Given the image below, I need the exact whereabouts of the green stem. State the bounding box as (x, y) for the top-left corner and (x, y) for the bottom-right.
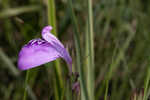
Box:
(87, 0), (95, 99)
(47, 0), (57, 35)
(47, 0), (63, 100)
(23, 70), (30, 100)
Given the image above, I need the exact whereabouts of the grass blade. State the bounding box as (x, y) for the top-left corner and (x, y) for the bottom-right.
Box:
(143, 65), (150, 100)
(104, 24), (136, 100)
(68, 0), (88, 100)
(0, 5), (41, 18)
(0, 48), (19, 76)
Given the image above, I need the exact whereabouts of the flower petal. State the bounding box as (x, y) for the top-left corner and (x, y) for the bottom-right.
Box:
(18, 38), (60, 70)
(18, 26), (72, 73)
(42, 26), (65, 48)
(42, 26), (72, 72)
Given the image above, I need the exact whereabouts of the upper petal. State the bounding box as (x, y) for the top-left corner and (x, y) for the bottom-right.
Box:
(18, 38), (60, 70)
(42, 26), (64, 47)
(41, 26), (72, 72)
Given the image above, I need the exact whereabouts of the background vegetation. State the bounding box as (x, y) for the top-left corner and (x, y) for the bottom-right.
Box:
(0, 0), (150, 100)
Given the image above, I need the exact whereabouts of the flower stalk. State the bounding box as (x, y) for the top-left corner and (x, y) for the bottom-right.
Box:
(86, 0), (95, 99)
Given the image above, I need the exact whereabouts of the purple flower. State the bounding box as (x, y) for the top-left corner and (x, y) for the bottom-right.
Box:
(18, 26), (72, 73)
(72, 82), (80, 94)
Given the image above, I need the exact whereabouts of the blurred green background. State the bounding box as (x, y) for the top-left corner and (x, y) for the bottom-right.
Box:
(1, 0), (150, 100)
